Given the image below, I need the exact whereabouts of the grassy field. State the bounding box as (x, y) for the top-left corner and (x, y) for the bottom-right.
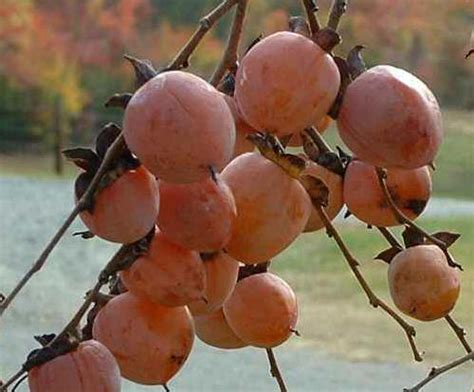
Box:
(273, 215), (474, 365)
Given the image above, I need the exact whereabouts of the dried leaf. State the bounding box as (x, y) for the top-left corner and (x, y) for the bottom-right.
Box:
(402, 226), (425, 248)
(62, 148), (101, 173)
(300, 175), (329, 207)
(301, 132), (320, 162)
(346, 45), (367, 79)
(316, 151), (345, 176)
(431, 232), (461, 248)
(124, 55), (157, 89)
(104, 93), (133, 109)
(343, 209), (352, 219)
(375, 246), (402, 264)
(95, 123), (122, 159)
(328, 56), (352, 119)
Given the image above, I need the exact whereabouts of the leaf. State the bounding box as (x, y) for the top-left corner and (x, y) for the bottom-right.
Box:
(73, 230), (95, 239)
(95, 123), (122, 159)
(301, 132), (320, 162)
(431, 232), (461, 248)
(375, 246), (402, 264)
(402, 226), (425, 248)
(316, 151), (345, 176)
(124, 55), (157, 89)
(62, 148), (100, 172)
(300, 175), (329, 207)
(104, 93), (133, 109)
(328, 56), (352, 119)
(346, 45), (367, 79)
(219, 72), (235, 96)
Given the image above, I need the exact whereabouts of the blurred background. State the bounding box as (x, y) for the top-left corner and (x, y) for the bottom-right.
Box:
(0, 1), (473, 391)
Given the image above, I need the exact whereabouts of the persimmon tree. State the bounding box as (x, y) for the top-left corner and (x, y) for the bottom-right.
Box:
(0, 1), (473, 391)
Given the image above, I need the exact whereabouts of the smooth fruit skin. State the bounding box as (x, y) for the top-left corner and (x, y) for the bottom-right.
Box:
(223, 94), (255, 158)
(79, 166), (159, 244)
(302, 161), (344, 232)
(221, 152), (312, 264)
(188, 252), (240, 316)
(92, 292), (194, 385)
(344, 160), (431, 227)
(123, 70), (235, 183)
(235, 31), (340, 137)
(28, 340), (121, 392)
(194, 307), (247, 349)
(223, 273), (298, 348)
(121, 229), (206, 307)
(388, 245), (460, 321)
(337, 65), (443, 169)
(157, 175), (237, 252)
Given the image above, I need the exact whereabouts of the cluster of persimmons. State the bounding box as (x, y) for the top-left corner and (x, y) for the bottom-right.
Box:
(24, 15), (462, 392)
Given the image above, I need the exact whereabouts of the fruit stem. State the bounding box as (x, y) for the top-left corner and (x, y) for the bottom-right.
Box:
(327, 0), (348, 31)
(209, 0), (248, 87)
(301, 0), (320, 34)
(314, 205), (423, 362)
(167, 0), (239, 71)
(304, 127), (332, 154)
(444, 315), (473, 356)
(375, 167), (463, 270)
(265, 348), (288, 392)
(377, 227), (403, 250)
(403, 351), (474, 392)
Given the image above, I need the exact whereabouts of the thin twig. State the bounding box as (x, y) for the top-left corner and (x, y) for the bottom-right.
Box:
(304, 127), (332, 154)
(327, 0), (348, 31)
(209, 0), (248, 86)
(301, 0), (320, 34)
(167, 0), (238, 70)
(265, 349), (288, 392)
(445, 315), (473, 356)
(0, 245), (131, 392)
(315, 205), (423, 362)
(377, 227), (403, 250)
(375, 167), (462, 270)
(0, 136), (126, 319)
(404, 351), (474, 392)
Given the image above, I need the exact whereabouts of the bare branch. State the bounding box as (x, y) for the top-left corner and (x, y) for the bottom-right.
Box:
(327, 0), (348, 31)
(209, 0), (248, 86)
(375, 167), (462, 270)
(167, 0), (239, 71)
(304, 127), (332, 154)
(445, 315), (473, 356)
(301, 0), (320, 34)
(404, 351), (474, 392)
(377, 227), (403, 250)
(265, 349), (288, 392)
(314, 205), (423, 362)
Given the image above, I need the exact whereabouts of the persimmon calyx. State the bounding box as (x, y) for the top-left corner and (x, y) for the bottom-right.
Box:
(312, 27), (341, 52)
(124, 54), (157, 89)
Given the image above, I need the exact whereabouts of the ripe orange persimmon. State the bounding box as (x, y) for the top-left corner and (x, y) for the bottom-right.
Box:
(344, 160), (431, 227)
(221, 152), (312, 264)
(188, 252), (240, 316)
(121, 229), (206, 307)
(337, 65), (443, 169)
(28, 340), (121, 392)
(235, 31), (340, 137)
(302, 161), (343, 232)
(123, 70), (235, 183)
(388, 245), (460, 321)
(194, 307), (248, 349)
(78, 166), (159, 244)
(157, 175), (237, 252)
(92, 292), (194, 385)
(223, 94), (255, 158)
(224, 272), (298, 348)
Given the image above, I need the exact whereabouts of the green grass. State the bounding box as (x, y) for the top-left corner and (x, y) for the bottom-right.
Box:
(272, 216), (474, 364)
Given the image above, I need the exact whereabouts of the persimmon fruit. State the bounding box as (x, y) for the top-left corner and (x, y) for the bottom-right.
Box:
(188, 252), (240, 316)
(92, 292), (194, 385)
(157, 175), (237, 252)
(194, 307), (248, 349)
(221, 152), (312, 264)
(28, 340), (121, 392)
(223, 272), (298, 348)
(344, 160), (431, 227)
(388, 245), (460, 321)
(123, 70), (236, 183)
(78, 165), (159, 244)
(235, 31), (340, 137)
(120, 229), (206, 307)
(337, 65), (443, 169)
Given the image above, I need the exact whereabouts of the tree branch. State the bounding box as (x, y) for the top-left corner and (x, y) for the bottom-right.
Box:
(301, 0), (320, 35)
(403, 351), (474, 392)
(0, 135), (127, 319)
(209, 0), (248, 87)
(167, 0), (239, 71)
(327, 0), (348, 31)
(314, 205), (423, 362)
(265, 348), (288, 392)
(304, 127), (332, 154)
(375, 167), (462, 270)
(444, 315), (473, 356)
(377, 227), (403, 250)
